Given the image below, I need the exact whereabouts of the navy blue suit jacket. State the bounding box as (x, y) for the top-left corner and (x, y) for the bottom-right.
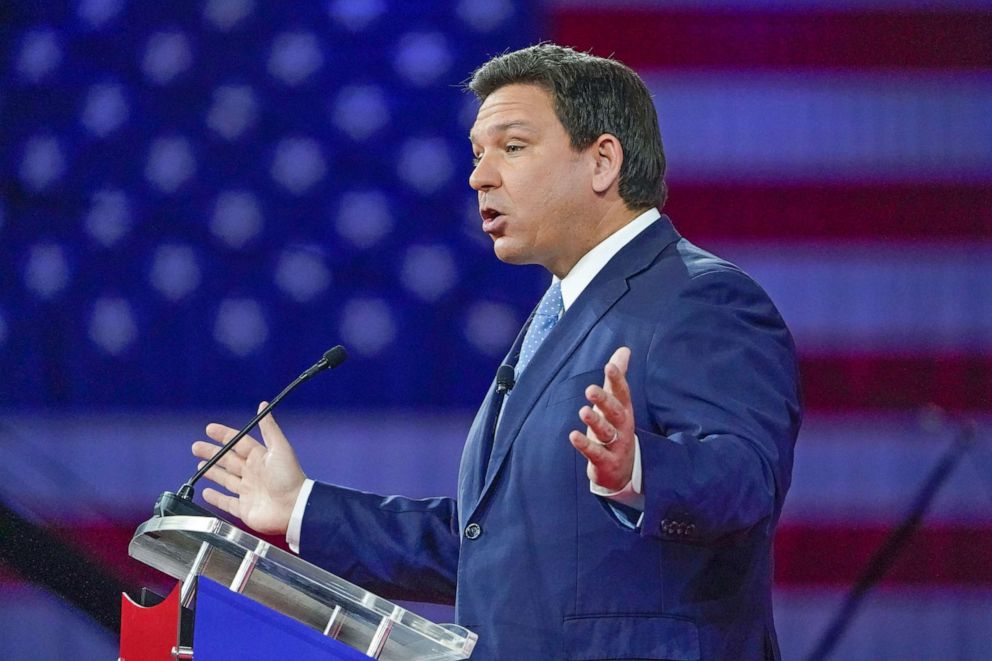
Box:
(300, 216), (801, 660)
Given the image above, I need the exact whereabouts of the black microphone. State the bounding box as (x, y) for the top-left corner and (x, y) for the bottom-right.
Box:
(154, 345), (348, 518)
(495, 364), (515, 395)
(490, 364), (515, 442)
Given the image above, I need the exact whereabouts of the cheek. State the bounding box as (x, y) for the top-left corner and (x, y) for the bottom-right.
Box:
(539, 170), (583, 216)
(514, 167), (562, 207)
(505, 160), (582, 227)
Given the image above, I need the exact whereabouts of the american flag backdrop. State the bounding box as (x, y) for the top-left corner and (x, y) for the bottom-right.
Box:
(1, 1), (990, 659)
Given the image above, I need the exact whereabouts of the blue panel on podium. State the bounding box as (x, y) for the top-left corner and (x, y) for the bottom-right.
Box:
(194, 577), (372, 660)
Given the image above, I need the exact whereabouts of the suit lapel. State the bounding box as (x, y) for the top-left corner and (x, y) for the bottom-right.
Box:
(468, 217), (682, 521)
(458, 307), (535, 517)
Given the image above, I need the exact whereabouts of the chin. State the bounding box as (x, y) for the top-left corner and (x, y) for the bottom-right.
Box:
(492, 239), (528, 266)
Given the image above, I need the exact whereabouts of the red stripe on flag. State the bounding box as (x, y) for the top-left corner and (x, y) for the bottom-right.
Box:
(0, 521), (164, 592)
(800, 355), (992, 413)
(666, 183), (992, 242)
(775, 524), (992, 587)
(552, 9), (992, 70)
(0, 522), (298, 591)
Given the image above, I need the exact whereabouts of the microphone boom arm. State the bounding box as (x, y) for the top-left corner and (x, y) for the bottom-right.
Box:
(155, 346), (347, 517)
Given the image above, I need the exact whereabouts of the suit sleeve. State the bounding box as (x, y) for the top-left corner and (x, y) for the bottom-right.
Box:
(298, 482), (461, 604)
(633, 268), (802, 544)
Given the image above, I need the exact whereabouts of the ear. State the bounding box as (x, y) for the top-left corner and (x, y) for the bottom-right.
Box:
(590, 133), (623, 195)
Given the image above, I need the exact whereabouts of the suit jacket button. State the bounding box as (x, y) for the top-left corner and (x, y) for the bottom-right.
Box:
(465, 523), (482, 540)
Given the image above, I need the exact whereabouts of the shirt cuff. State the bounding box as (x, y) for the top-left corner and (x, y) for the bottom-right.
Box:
(286, 478), (315, 554)
(589, 434), (645, 511)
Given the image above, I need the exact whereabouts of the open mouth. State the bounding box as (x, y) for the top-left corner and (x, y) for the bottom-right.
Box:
(480, 208), (503, 222)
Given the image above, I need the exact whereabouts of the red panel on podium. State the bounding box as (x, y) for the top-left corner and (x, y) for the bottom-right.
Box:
(119, 582), (180, 661)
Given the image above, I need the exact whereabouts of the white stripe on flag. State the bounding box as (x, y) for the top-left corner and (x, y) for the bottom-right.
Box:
(784, 414), (992, 525)
(712, 242), (992, 353)
(3, 412), (990, 525)
(644, 73), (992, 182)
(775, 588), (992, 660)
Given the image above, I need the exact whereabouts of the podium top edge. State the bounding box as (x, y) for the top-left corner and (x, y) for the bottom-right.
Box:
(132, 513), (228, 539)
(128, 513), (478, 657)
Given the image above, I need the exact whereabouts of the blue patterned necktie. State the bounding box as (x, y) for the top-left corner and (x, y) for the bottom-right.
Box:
(515, 280), (563, 379)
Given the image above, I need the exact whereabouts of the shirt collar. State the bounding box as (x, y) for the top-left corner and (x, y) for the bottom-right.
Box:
(554, 208), (661, 311)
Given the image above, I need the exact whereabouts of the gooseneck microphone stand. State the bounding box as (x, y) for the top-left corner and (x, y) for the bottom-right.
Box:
(805, 415), (978, 661)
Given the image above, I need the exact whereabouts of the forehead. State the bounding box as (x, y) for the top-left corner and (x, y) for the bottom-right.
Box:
(469, 84), (558, 142)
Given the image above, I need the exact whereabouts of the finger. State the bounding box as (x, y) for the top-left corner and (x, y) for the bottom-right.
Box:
(569, 429), (610, 464)
(604, 363), (631, 407)
(205, 423), (237, 443)
(584, 385), (627, 428)
(579, 405), (620, 446)
(608, 346), (631, 374)
(256, 401), (290, 451)
(191, 439), (221, 461)
(205, 423), (261, 457)
(604, 347), (632, 403)
(191, 440), (247, 476)
(202, 487), (241, 518)
(197, 460), (242, 494)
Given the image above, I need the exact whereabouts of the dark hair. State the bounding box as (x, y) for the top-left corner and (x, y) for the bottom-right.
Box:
(467, 43), (667, 210)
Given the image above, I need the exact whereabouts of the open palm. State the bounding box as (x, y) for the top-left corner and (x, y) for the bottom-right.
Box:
(191, 403), (306, 536)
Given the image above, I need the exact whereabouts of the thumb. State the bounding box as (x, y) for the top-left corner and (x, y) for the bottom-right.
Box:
(256, 401), (289, 450)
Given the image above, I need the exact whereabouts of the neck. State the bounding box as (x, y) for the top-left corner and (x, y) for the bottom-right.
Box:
(548, 203), (652, 278)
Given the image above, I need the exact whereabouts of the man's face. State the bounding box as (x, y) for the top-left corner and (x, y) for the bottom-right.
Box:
(469, 84), (593, 277)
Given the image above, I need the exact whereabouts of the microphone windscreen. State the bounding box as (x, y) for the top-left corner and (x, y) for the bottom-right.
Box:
(323, 345), (348, 369)
(496, 364), (515, 389)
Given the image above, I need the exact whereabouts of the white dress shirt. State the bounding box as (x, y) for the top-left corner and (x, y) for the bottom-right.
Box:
(287, 208), (659, 552)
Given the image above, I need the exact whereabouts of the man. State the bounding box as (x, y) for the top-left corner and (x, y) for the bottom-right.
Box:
(193, 44), (801, 660)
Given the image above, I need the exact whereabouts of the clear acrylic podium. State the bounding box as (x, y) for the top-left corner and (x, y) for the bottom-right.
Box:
(125, 514), (477, 660)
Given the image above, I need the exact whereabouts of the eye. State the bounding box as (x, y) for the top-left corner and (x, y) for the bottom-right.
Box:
(505, 143), (524, 154)
(472, 154), (482, 167)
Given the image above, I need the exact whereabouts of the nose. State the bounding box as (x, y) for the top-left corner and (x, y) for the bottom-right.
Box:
(469, 153), (499, 192)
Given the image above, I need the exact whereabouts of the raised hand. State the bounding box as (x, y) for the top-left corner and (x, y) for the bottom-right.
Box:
(191, 402), (306, 535)
(569, 347), (637, 492)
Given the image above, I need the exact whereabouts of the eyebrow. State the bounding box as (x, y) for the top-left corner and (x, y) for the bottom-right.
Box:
(468, 121), (538, 143)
